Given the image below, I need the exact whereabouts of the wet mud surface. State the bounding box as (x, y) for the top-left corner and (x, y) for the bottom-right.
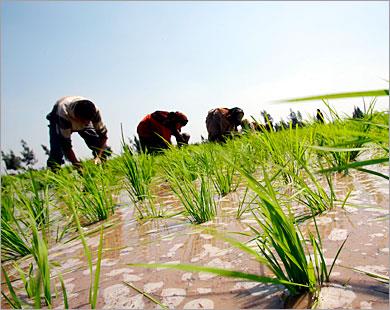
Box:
(2, 167), (389, 309)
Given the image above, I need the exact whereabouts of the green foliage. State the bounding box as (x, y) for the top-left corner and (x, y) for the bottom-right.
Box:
(166, 167), (217, 224)
(119, 144), (154, 203)
(51, 162), (116, 226)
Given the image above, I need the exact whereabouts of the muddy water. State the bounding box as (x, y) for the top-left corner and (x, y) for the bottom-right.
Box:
(2, 167), (388, 309)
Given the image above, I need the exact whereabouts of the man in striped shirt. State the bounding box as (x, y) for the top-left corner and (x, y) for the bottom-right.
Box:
(46, 96), (110, 171)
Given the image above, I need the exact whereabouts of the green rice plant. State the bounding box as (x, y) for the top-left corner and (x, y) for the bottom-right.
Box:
(236, 187), (257, 219)
(66, 193), (105, 309)
(119, 143), (154, 203)
(1, 216), (31, 260)
(1, 187), (15, 222)
(133, 163), (346, 300)
(13, 262), (36, 299)
(255, 122), (313, 184)
(165, 166), (216, 224)
(78, 162), (115, 223)
(1, 186), (32, 260)
(240, 165), (343, 294)
(29, 211), (52, 308)
(1, 265), (24, 308)
(318, 157), (389, 179)
(158, 146), (199, 182)
(132, 196), (165, 220)
(57, 272), (69, 309)
(278, 159), (337, 222)
(50, 162), (115, 226)
(277, 89), (388, 175)
(315, 111), (388, 177)
(276, 89), (388, 103)
(193, 146), (239, 197)
(12, 170), (51, 231)
(91, 226), (104, 309)
(3, 212), (54, 308)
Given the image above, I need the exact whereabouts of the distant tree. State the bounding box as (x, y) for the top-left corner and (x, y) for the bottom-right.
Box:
(41, 144), (50, 156)
(352, 106), (364, 119)
(20, 140), (38, 168)
(1, 150), (22, 171)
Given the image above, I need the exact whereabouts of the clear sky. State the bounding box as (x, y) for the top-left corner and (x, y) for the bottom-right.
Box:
(1, 1), (389, 168)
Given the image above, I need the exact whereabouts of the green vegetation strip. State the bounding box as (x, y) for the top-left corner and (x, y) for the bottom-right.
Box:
(275, 89), (389, 103)
(318, 157), (388, 176)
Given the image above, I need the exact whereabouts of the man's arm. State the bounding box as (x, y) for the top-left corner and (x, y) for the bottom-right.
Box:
(92, 109), (108, 161)
(63, 147), (81, 168)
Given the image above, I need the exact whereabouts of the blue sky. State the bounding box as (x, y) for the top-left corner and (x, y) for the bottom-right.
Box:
(1, 1), (389, 168)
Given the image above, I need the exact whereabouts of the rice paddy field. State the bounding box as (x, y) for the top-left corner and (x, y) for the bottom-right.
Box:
(1, 102), (389, 309)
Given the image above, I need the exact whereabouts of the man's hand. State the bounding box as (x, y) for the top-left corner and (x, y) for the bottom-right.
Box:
(92, 157), (102, 165)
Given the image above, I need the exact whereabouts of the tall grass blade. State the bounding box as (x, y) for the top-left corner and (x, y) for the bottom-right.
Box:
(91, 226), (104, 309)
(123, 281), (168, 310)
(275, 89), (389, 103)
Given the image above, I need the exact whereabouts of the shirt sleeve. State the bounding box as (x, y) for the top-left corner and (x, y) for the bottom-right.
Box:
(92, 109), (108, 138)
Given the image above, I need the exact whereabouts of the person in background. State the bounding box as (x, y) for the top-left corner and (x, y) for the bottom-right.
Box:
(46, 96), (111, 172)
(206, 107), (244, 142)
(316, 108), (325, 123)
(137, 110), (190, 154)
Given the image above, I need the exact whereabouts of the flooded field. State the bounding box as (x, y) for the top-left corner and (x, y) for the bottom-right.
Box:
(2, 166), (388, 309)
(2, 111), (389, 309)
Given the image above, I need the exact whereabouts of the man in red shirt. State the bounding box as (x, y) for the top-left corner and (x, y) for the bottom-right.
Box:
(137, 111), (189, 153)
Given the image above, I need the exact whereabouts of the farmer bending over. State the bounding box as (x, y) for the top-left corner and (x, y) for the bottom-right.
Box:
(46, 96), (111, 172)
(206, 107), (244, 142)
(137, 111), (190, 154)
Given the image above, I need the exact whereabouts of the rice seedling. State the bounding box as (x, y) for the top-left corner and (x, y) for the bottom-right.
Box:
(1, 187), (32, 260)
(280, 159), (337, 222)
(278, 90), (388, 175)
(119, 143), (155, 204)
(254, 123), (313, 184)
(236, 187), (257, 219)
(50, 162), (115, 226)
(1, 216), (31, 260)
(12, 170), (51, 231)
(65, 192), (105, 309)
(195, 146), (240, 197)
(239, 165), (346, 294)
(132, 196), (166, 220)
(165, 165), (217, 224)
(2, 211), (54, 308)
(1, 265), (24, 309)
(132, 163), (347, 301)
(78, 162), (115, 223)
